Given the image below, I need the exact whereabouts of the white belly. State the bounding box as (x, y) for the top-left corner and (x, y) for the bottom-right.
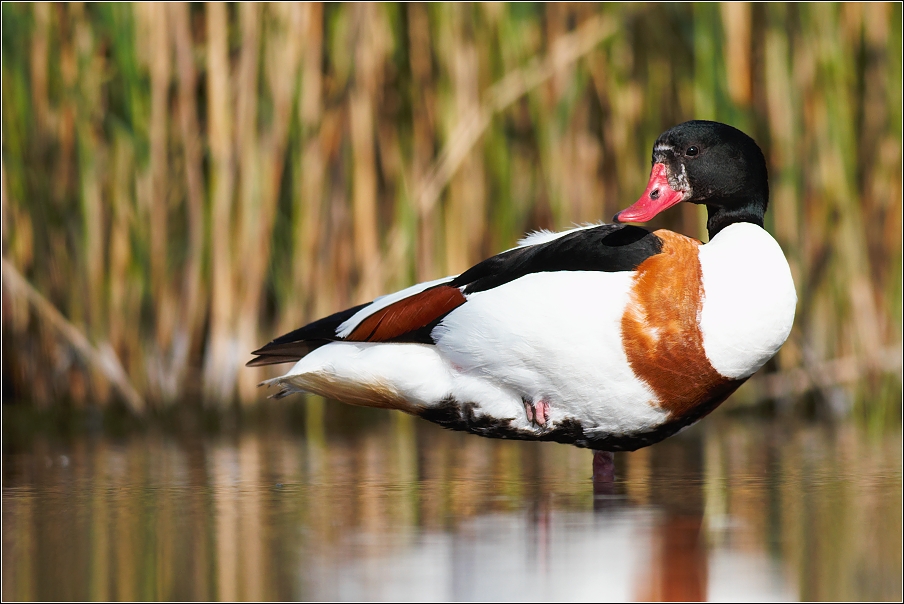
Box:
(698, 223), (797, 379)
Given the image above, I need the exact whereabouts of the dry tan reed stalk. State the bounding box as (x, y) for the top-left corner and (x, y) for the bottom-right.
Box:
(349, 3), (387, 302)
(287, 3), (326, 329)
(447, 4), (486, 274)
(29, 3), (51, 135)
(147, 3), (173, 356)
(720, 2), (752, 107)
(763, 15), (802, 372)
(232, 4), (263, 402)
(170, 2), (206, 396)
(203, 2), (238, 402)
(408, 2), (438, 282)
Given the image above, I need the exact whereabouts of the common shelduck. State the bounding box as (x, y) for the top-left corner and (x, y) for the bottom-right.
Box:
(248, 121), (796, 463)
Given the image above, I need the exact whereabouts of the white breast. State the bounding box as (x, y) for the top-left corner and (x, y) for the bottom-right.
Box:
(698, 223), (797, 379)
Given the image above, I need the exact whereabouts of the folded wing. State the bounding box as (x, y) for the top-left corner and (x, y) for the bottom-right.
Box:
(247, 224), (662, 367)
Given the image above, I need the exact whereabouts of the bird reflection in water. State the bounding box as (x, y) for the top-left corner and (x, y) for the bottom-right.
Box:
(589, 442), (709, 601)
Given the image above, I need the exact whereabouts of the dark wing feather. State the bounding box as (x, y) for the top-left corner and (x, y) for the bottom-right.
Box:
(246, 340), (333, 367)
(246, 302), (369, 367)
(247, 224), (662, 367)
(452, 224), (662, 294)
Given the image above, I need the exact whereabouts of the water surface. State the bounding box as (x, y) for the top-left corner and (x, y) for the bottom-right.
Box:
(3, 402), (901, 601)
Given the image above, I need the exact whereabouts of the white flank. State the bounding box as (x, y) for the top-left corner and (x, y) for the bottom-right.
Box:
(336, 276), (455, 338)
(270, 268), (666, 436)
(698, 222), (797, 379)
(433, 271), (665, 435)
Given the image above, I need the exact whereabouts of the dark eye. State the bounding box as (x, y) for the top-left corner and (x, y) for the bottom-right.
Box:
(686, 146), (699, 157)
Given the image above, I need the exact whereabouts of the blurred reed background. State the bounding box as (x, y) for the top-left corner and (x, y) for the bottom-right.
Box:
(1, 3), (901, 417)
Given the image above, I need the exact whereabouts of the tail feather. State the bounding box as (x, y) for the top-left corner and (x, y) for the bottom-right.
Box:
(259, 376), (303, 400)
(246, 340), (330, 367)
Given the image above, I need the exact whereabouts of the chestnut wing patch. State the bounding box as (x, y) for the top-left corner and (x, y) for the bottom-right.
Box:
(247, 287), (466, 367)
(347, 285), (467, 342)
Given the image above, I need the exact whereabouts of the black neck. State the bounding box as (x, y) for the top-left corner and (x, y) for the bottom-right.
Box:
(705, 196), (766, 239)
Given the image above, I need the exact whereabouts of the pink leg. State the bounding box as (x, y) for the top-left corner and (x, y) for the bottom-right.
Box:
(523, 399), (536, 424)
(534, 399), (549, 426)
(592, 450), (616, 483)
(523, 398), (550, 427)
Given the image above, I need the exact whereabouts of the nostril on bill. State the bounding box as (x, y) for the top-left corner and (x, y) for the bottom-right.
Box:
(650, 189), (660, 200)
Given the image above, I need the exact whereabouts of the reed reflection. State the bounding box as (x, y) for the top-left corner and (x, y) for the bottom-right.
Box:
(1, 402), (901, 601)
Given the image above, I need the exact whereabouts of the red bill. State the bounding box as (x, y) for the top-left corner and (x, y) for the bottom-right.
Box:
(614, 163), (687, 223)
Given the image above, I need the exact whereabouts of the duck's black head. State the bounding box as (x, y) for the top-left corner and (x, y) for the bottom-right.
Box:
(614, 120), (769, 238)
